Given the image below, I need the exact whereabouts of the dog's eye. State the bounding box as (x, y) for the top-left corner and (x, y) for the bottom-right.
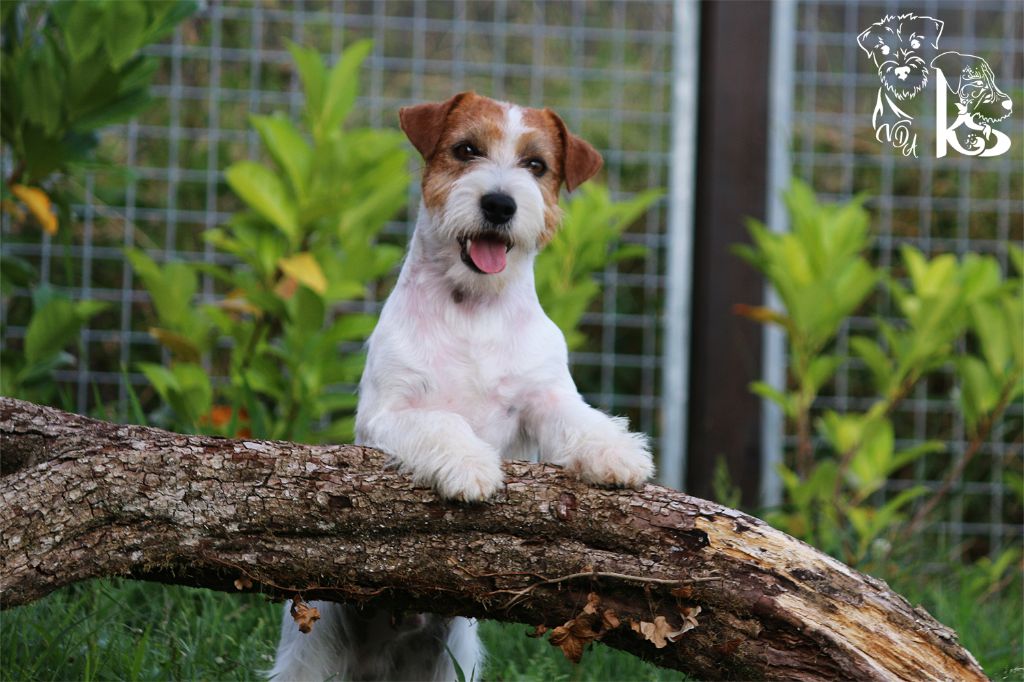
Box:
(452, 142), (482, 162)
(523, 158), (547, 177)
(880, 45), (890, 56)
(910, 39), (921, 49)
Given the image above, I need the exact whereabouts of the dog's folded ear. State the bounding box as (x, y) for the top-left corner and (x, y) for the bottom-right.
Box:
(920, 16), (944, 48)
(856, 23), (885, 62)
(399, 92), (471, 159)
(546, 110), (603, 192)
(932, 51), (967, 93)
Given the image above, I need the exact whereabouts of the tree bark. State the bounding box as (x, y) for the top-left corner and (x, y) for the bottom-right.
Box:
(0, 397), (985, 681)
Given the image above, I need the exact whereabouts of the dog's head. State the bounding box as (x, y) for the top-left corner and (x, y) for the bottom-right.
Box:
(399, 92), (601, 288)
(932, 51), (1013, 124)
(858, 13), (943, 101)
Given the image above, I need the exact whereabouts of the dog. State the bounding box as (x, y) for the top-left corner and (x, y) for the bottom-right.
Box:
(270, 92), (655, 681)
(857, 13), (944, 156)
(932, 51), (1013, 157)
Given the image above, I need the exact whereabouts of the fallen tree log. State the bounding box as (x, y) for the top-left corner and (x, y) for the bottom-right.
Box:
(0, 397), (985, 681)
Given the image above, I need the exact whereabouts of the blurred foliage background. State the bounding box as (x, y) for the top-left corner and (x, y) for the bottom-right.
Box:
(1, 1), (1021, 680)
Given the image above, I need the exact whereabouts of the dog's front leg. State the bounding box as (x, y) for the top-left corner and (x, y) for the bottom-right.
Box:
(360, 409), (505, 501)
(529, 387), (655, 488)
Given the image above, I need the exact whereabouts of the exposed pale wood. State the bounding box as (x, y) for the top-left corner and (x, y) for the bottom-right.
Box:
(0, 397), (985, 681)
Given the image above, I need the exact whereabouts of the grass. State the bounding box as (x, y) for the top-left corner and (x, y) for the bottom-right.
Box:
(1, 567), (1019, 681)
(0, 580), (678, 682)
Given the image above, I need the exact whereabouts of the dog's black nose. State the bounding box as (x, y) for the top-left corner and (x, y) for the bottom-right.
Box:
(480, 192), (517, 225)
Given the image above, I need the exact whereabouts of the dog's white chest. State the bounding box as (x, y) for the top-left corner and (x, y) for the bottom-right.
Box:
(359, 270), (566, 459)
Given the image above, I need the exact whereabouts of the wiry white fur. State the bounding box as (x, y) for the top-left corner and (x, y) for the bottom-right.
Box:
(271, 98), (653, 682)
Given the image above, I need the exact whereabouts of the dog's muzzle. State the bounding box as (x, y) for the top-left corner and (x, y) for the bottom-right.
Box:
(456, 192), (517, 274)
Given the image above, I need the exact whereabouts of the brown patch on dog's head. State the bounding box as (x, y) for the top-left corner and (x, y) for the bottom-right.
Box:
(399, 92), (603, 244)
(401, 92), (507, 212)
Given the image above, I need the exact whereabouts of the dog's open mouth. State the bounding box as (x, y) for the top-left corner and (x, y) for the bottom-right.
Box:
(458, 232), (513, 274)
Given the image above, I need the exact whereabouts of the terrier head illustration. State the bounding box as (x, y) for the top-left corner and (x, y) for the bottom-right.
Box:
(932, 51), (1013, 124)
(858, 13), (944, 101)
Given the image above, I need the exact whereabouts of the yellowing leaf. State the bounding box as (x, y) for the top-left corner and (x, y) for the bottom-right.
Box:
(1, 199), (26, 221)
(279, 252), (327, 295)
(149, 327), (201, 363)
(11, 184), (57, 235)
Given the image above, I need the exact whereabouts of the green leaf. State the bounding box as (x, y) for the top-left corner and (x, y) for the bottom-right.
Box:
(70, 87), (152, 133)
(805, 354), (843, 394)
(288, 286), (325, 334)
(24, 295), (107, 364)
(61, 2), (107, 61)
(250, 113), (312, 199)
(847, 418), (895, 499)
(126, 249), (198, 331)
(890, 441), (945, 475)
(850, 336), (893, 394)
(136, 362), (180, 405)
(326, 313), (377, 343)
(1009, 245), (1024, 277)
(172, 363), (213, 423)
(286, 41), (326, 131)
(318, 39), (373, 139)
(103, 2), (147, 69)
(970, 299), (1011, 375)
(224, 161), (299, 241)
(316, 391), (358, 413)
(1004, 471), (1024, 505)
(0, 254), (37, 296)
(749, 381), (793, 418)
(20, 48), (66, 137)
(956, 355), (1001, 431)
(141, 1), (198, 45)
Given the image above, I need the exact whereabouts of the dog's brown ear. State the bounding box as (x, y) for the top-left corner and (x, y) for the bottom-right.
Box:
(546, 109), (603, 192)
(399, 92), (471, 159)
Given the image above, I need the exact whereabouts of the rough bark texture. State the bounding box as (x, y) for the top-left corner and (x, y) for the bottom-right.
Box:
(0, 397), (985, 681)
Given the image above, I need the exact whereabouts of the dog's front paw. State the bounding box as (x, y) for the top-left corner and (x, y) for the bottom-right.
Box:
(569, 421), (654, 488)
(433, 451), (505, 502)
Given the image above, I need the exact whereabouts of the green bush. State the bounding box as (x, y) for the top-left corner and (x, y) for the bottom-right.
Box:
(536, 184), (660, 349)
(1, 0), (196, 185)
(128, 40), (407, 443)
(736, 180), (1023, 564)
(1, 0), (195, 408)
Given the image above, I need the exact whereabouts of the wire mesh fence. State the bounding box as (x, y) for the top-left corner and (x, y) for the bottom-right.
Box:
(772, 0), (1024, 557)
(2, 0), (1021, 558)
(0, 1), (675, 445)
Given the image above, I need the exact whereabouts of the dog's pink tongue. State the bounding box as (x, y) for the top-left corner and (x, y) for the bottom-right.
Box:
(469, 238), (507, 274)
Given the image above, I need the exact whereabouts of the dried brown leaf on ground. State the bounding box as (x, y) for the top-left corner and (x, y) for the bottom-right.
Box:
(290, 595), (321, 633)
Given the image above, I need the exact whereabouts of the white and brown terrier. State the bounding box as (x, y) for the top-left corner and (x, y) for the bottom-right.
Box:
(271, 92), (654, 681)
